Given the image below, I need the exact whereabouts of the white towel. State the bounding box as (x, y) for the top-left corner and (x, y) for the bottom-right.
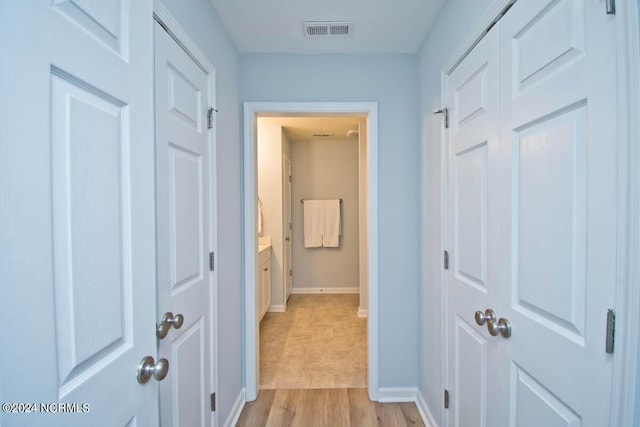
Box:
(303, 200), (324, 248)
(322, 199), (341, 247)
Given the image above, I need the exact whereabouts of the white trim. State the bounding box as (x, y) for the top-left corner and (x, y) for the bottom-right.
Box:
(268, 305), (286, 313)
(152, 3), (220, 427)
(416, 391), (439, 427)
(443, 0), (515, 74)
(243, 102), (379, 403)
(290, 287), (359, 294)
(222, 388), (246, 427)
(377, 387), (417, 403)
(439, 69), (450, 427)
(358, 308), (368, 318)
(610, 1), (640, 426)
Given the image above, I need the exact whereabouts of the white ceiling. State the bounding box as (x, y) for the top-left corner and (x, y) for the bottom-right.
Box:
(260, 116), (365, 141)
(209, 0), (444, 54)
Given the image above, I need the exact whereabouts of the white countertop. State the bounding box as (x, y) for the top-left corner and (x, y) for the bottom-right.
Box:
(258, 244), (271, 254)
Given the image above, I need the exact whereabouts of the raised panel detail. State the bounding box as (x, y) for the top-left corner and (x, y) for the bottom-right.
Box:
(168, 64), (202, 131)
(512, 0), (585, 92)
(169, 145), (203, 293)
(51, 70), (132, 396)
(511, 364), (581, 427)
(455, 142), (488, 292)
(454, 317), (487, 427)
(172, 319), (206, 426)
(512, 105), (587, 343)
(455, 63), (488, 128)
(53, 0), (129, 57)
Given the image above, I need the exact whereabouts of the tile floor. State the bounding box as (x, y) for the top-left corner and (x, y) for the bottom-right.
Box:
(260, 294), (367, 389)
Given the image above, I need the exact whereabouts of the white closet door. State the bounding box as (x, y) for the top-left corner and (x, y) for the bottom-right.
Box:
(1, 1), (157, 426)
(154, 22), (213, 427)
(446, 0), (619, 425)
(497, 0), (617, 425)
(446, 24), (502, 427)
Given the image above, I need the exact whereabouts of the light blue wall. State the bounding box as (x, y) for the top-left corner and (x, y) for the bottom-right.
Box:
(240, 53), (420, 387)
(158, 0), (243, 423)
(417, 0), (501, 423)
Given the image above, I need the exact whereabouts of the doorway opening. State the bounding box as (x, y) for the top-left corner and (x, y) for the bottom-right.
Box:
(243, 102), (379, 401)
(256, 115), (367, 390)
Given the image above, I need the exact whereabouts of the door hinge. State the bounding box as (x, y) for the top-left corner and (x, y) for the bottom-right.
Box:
(433, 108), (449, 128)
(444, 250), (449, 270)
(606, 309), (616, 353)
(209, 252), (215, 271)
(606, 0), (615, 14)
(444, 389), (449, 409)
(289, 269), (292, 277)
(207, 108), (215, 129)
(289, 175), (292, 182)
(210, 392), (216, 411)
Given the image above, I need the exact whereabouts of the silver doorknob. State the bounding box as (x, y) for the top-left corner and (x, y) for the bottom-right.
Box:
(137, 356), (169, 383)
(487, 317), (511, 338)
(474, 309), (496, 326)
(156, 312), (184, 339)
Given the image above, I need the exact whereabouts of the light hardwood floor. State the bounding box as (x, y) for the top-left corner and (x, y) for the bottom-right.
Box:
(260, 294), (367, 389)
(236, 388), (426, 427)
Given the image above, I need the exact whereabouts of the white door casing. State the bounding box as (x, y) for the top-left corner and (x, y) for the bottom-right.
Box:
(445, 0), (619, 425)
(0, 1), (158, 426)
(283, 155), (293, 302)
(154, 21), (215, 427)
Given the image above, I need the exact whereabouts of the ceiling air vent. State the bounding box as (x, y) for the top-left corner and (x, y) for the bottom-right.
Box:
(303, 21), (355, 38)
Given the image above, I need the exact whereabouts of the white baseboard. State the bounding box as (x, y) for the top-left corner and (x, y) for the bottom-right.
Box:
(268, 305), (285, 312)
(358, 307), (368, 317)
(416, 390), (438, 427)
(291, 287), (359, 294)
(222, 388), (245, 427)
(377, 387), (417, 403)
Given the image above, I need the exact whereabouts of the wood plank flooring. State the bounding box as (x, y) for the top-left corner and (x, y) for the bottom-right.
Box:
(236, 388), (425, 427)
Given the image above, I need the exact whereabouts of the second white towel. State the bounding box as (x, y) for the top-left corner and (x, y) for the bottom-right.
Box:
(322, 199), (341, 247)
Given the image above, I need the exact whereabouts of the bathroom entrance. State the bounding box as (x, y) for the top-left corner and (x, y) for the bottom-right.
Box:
(256, 115), (368, 390)
(242, 102), (380, 402)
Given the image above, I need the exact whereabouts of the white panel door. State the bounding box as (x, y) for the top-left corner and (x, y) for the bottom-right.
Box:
(284, 155), (293, 302)
(446, 0), (618, 425)
(446, 24), (501, 427)
(154, 22), (213, 427)
(0, 1), (157, 426)
(498, 0), (617, 425)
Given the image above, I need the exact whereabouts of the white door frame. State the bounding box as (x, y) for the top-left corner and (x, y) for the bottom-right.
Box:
(153, 2), (219, 426)
(282, 153), (293, 305)
(243, 102), (379, 401)
(438, 1), (640, 425)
